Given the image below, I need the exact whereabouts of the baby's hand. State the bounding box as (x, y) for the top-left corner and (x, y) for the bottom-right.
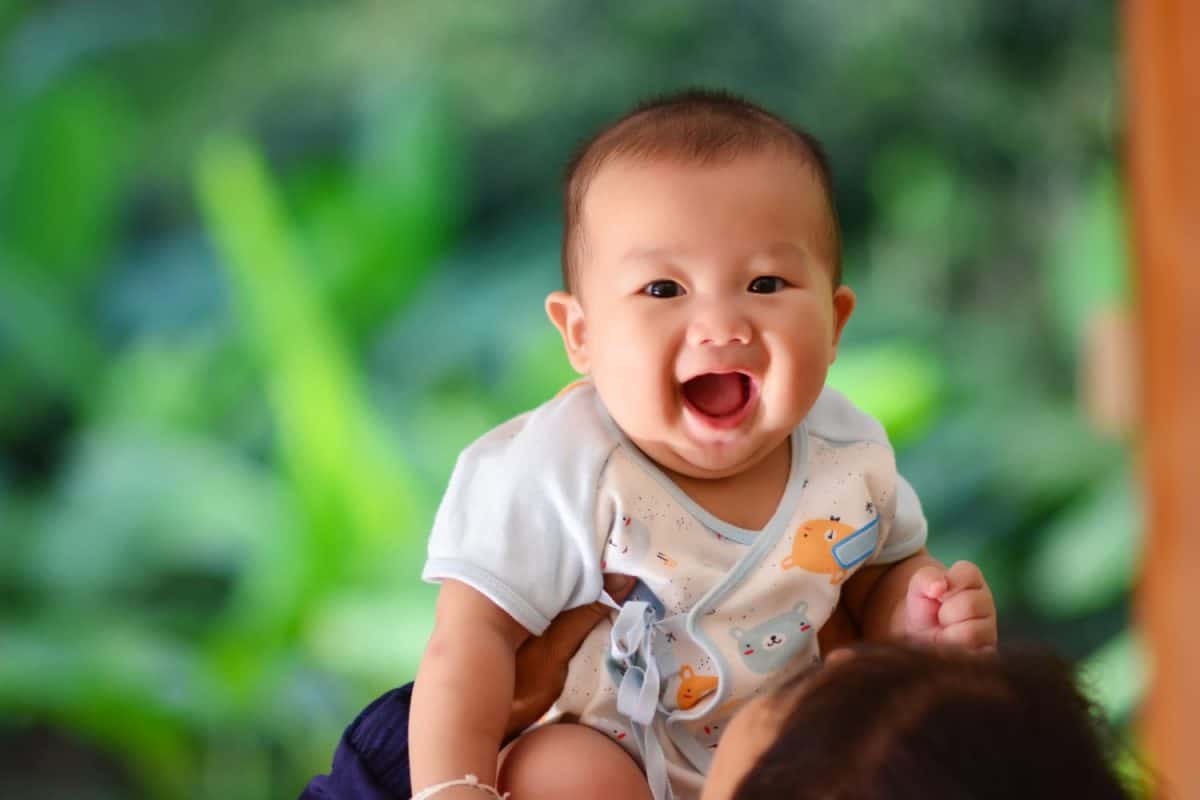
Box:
(904, 561), (996, 651)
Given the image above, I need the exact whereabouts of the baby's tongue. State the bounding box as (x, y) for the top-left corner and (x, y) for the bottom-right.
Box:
(683, 373), (746, 417)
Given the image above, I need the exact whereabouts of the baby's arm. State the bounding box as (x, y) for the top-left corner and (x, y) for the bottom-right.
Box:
(842, 549), (997, 650)
(409, 580), (531, 799)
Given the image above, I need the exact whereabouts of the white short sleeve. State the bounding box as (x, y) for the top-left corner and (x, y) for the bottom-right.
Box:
(874, 474), (928, 563)
(806, 387), (928, 565)
(422, 385), (618, 635)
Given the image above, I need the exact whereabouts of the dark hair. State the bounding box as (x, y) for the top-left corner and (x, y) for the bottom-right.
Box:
(560, 88), (841, 292)
(733, 644), (1140, 800)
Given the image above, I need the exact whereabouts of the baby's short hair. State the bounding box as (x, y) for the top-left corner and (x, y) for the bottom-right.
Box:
(561, 88), (841, 292)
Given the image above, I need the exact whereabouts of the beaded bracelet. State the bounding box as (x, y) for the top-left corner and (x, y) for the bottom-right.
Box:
(411, 774), (511, 800)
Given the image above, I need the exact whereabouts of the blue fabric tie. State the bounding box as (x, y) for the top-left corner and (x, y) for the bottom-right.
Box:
(609, 600), (673, 799)
(610, 600), (662, 725)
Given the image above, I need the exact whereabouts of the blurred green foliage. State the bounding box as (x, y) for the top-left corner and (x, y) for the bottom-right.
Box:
(0, 1), (1135, 797)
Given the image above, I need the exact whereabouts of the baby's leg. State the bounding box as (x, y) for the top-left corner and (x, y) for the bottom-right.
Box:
(498, 723), (652, 800)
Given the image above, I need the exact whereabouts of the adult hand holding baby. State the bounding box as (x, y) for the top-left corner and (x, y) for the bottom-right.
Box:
(506, 573), (636, 737)
(904, 560), (997, 650)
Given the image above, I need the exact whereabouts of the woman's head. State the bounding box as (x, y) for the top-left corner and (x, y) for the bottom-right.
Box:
(703, 644), (1136, 800)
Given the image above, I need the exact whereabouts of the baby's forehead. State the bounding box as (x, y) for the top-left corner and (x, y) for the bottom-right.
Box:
(575, 151), (839, 274)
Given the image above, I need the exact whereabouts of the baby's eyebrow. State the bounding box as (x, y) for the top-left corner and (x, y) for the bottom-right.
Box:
(756, 241), (807, 262)
(622, 242), (806, 262)
(621, 246), (676, 263)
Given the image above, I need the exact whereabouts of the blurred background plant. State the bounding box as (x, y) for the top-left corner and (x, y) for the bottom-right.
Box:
(0, 1), (1137, 798)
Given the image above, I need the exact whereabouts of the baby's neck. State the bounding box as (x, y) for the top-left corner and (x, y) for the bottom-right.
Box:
(662, 439), (792, 532)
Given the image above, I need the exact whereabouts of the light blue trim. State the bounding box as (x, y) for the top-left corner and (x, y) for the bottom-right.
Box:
(831, 516), (880, 569)
(593, 393), (807, 545)
(422, 559), (551, 635)
(663, 428), (811, 772)
(587, 389), (814, 780)
(807, 430), (884, 449)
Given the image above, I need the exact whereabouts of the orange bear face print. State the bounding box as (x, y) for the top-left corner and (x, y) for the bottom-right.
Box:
(781, 515), (879, 585)
(676, 665), (718, 710)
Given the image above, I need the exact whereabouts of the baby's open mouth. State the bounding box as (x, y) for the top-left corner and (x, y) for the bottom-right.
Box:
(681, 372), (753, 420)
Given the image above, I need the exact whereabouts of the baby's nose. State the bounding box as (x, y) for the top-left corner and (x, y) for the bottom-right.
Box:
(687, 306), (752, 347)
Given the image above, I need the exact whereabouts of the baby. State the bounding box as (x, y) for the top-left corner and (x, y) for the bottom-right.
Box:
(409, 90), (997, 800)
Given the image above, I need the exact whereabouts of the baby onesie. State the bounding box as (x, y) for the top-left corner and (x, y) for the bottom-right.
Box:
(423, 382), (926, 800)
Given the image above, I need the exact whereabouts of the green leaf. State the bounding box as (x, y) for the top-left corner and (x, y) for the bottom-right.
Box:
(826, 340), (943, 446)
(1044, 164), (1129, 355)
(0, 74), (137, 284)
(496, 329), (579, 415)
(304, 582), (437, 687)
(291, 88), (463, 342)
(1079, 629), (1146, 722)
(193, 135), (424, 684)
(0, 622), (199, 799)
(1025, 467), (1140, 618)
(0, 257), (104, 433)
(31, 428), (286, 605)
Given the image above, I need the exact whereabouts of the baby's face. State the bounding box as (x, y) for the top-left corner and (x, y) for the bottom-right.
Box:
(550, 151), (854, 480)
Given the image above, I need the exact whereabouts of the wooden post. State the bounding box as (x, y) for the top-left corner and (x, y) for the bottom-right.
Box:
(1125, 1), (1200, 796)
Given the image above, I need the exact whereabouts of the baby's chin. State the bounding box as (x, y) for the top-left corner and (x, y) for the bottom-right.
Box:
(645, 434), (786, 481)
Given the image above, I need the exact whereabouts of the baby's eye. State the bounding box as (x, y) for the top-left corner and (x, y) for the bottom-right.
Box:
(748, 276), (786, 294)
(644, 280), (683, 298)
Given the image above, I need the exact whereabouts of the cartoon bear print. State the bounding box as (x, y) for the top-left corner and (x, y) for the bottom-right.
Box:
(729, 602), (814, 674)
(602, 513), (651, 570)
(781, 515), (878, 585)
(676, 665), (719, 710)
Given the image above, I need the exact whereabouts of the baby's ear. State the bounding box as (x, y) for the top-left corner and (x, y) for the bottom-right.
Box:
(829, 284), (856, 362)
(545, 291), (590, 374)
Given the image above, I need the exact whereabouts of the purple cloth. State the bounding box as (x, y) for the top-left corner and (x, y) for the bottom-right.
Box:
(301, 684), (414, 799)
